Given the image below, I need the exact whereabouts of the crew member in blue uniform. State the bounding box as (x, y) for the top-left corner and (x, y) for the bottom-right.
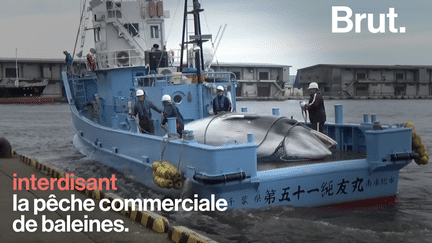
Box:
(304, 82), (326, 133)
(161, 94), (184, 136)
(63, 51), (73, 73)
(134, 89), (162, 134)
(212, 86), (231, 115)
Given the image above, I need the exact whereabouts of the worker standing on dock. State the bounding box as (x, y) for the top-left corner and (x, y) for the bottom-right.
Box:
(213, 86), (232, 115)
(134, 90), (162, 134)
(304, 82), (326, 133)
(161, 94), (184, 136)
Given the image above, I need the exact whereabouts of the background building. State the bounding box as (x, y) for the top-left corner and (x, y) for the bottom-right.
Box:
(297, 64), (432, 98)
(1, 58), (292, 100)
(0, 58), (84, 98)
(212, 62), (290, 99)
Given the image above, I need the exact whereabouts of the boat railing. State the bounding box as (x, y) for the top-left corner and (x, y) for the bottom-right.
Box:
(134, 71), (236, 87)
(94, 49), (145, 70)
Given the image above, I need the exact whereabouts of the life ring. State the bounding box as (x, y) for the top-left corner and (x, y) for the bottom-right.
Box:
(405, 122), (429, 165)
(86, 54), (96, 71)
(152, 161), (184, 189)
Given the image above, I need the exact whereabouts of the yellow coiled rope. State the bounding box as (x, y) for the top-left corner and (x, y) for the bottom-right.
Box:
(405, 122), (429, 165)
(152, 161), (184, 189)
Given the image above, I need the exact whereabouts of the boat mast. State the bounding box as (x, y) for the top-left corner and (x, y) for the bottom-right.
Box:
(179, 0), (187, 72)
(180, 0), (208, 84)
(73, 0), (88, 60)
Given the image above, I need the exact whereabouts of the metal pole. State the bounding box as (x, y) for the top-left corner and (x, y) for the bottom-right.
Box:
(192, 0), (203, 84)
(179, 0), (188, 72)
(15, 48), (19, 86)
(272, 108), (280, 116)
(335, 104), (343, 124)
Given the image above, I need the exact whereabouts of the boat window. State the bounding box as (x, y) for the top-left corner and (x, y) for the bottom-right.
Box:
(107, 2), (122, 18)
(173, 94), (183, 104)
(137, 77), (154, 87)
(151, 26), (159, 38)
(124, 23), (139, 37)
(108, 10), (122, 18)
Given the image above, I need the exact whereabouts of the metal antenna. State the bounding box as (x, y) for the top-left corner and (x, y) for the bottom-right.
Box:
(73, 0), (88, 60)
(179, 0), (211, 83)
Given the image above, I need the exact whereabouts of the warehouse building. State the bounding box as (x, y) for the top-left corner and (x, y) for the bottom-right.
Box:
(212, 62), (291, 99)
(1, 57), (292, 100)
(0, 58), (84, 98)
(297, 64), (432, 98)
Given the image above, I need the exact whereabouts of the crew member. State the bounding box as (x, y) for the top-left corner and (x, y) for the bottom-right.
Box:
(304, 82), (326, 132)
(161, 94), (184, 136)
(133, 89), (162, 134)
(63, 51), (73, 73)
(212, 86), (231, 115)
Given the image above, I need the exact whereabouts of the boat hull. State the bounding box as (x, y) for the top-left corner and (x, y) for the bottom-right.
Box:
(0, 85), (46, 98)
(61, 0), (415, 210)
(68, 102), (412, 209)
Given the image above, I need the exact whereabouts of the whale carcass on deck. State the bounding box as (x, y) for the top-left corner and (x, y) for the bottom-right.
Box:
(185, 113), (336, 161)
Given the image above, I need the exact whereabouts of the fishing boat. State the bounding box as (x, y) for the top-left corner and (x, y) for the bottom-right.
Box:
(0, 49), (48, 99)
(0, 79), (48, 98)
(62, 0), (428, 209)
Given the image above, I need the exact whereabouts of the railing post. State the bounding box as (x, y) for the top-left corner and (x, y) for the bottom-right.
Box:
(335, 104), (343, 124)
(272, 108), (280, 116)
(167, 117), (177, 135)
(247, 133), (254, 143)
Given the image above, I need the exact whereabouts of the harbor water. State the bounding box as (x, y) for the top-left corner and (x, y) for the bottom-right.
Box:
(1, 99), (431, 242)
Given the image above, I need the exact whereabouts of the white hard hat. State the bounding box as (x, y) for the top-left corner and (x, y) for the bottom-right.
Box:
(136, 90), (144, 96)
(162, 94), (171, 102)
(308, 82), (319, 90)
(217, 86), (224, 91)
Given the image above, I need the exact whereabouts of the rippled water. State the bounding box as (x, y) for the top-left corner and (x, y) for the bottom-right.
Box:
(1, 99), (431, 242)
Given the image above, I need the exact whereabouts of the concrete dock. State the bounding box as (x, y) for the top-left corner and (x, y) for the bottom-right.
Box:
(0, 154), (217, 243)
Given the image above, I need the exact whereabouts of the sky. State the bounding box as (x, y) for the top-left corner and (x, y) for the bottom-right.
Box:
(1, 0), (432, 74)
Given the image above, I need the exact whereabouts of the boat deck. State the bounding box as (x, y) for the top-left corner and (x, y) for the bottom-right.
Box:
(257, 149), (367, 171)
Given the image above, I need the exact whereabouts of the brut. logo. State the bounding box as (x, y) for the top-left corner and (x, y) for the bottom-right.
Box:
(332, 6), (406, 34)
